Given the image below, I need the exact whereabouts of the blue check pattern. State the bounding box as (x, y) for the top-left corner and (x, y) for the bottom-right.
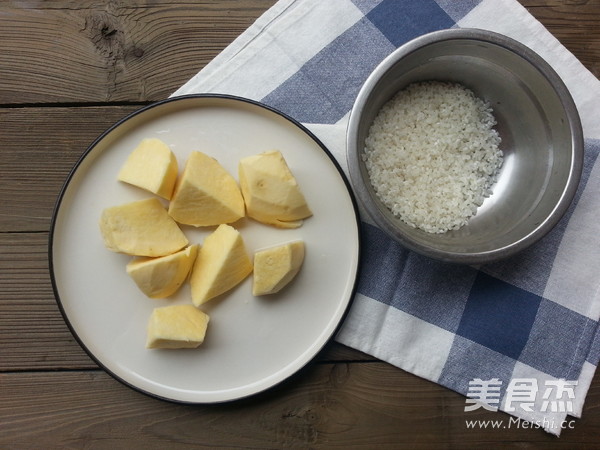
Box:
(264, 0), (459, 124)
(257, 0), (600, 424)
(177, 0), (600, 433)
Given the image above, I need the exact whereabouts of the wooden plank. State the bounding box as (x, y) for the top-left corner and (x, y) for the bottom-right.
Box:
(0, 0), (276, 104)
(1, 1), (598, 106)
(520, 0), (600, 78)
(0, 105), (141, 232)
(0, 232), (95, 369)
(1, 365), (598, 448)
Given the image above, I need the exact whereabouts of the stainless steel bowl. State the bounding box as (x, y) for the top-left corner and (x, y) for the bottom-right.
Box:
(347, 28), (584, 264)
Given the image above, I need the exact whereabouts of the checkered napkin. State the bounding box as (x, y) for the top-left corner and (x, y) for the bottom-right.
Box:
(173, 0), (600, 435)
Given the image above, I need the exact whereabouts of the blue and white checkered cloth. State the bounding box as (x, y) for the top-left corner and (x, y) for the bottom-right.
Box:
(174, 0), (600, 435)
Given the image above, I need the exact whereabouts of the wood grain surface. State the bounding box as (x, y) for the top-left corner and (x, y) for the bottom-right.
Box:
(1, 0), (599, 448)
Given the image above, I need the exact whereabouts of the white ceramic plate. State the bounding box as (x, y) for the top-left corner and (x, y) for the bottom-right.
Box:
(50, 95), (360, 403)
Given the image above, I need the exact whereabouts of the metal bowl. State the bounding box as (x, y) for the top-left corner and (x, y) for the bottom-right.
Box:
(347, 28), (584, 264)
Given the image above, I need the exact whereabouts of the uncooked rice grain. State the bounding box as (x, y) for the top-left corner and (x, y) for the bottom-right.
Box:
(363, 81), (503, 234)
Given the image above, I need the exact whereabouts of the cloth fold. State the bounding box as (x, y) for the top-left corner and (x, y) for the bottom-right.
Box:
(174, 0), (600, 435)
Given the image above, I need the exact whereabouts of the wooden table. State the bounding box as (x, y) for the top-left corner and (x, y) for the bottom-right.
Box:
(2, 1), (599, 447)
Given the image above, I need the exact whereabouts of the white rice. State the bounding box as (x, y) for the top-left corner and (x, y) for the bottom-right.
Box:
(363, 81), (503, 234)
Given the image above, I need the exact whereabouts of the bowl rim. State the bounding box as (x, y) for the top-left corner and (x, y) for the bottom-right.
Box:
(346, 28), (584, 264)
